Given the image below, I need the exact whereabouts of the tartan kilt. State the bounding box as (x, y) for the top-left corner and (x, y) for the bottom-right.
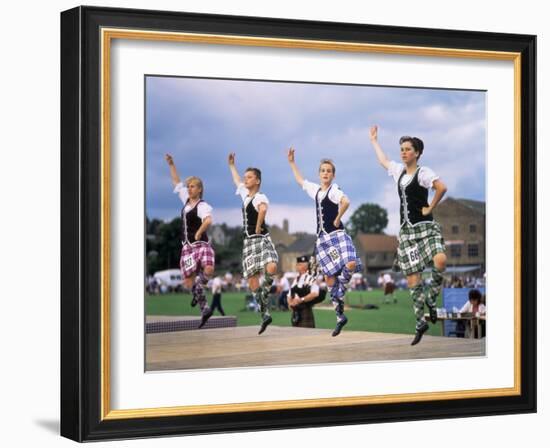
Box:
(315, 230), (363, 277)
(179, 241), (215, 278)
(242, 234), (279, 279)
(396, 221), (445, 276)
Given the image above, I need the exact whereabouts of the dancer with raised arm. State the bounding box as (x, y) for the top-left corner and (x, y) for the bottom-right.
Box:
(227, 153), (279, 335)
(368, 126), (447, 345)
(287, 148), (362, 336)
(165, 154), (215, 329)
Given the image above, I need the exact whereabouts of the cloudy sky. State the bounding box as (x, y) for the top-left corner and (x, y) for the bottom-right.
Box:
(146, 76), (486, 235)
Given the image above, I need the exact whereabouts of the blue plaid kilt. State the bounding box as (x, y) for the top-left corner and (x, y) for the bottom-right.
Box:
(315, 230), (362, 277)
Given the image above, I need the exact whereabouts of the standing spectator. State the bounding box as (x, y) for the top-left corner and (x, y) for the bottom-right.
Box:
(277, 274), (291, 310)
(377, 273), (384, 290)
(383, 272), (397, 304)
(287, 255), (327, 328)
(224, 271), (234, 291)
(210, 276), (225, 316)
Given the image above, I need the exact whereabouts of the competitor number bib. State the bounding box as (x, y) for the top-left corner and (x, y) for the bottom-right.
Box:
(406, 245), (421, 265)
(327, 248), (341, 264)
(183, 254), (196, 270)
(245, 255), (255, 270)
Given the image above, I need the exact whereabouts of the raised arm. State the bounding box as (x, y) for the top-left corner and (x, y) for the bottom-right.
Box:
(422, 179), (448, 216)
(287, 147), (305, 187)
(334, 196), (350, 228)
(227, 152), (242, 187)
(369, 126), (391, 170)
(256, 202), (268, 235)
(165, 153), (181, 187)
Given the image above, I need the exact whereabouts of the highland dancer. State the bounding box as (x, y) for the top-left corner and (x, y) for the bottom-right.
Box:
(368, 126), (448, 345)
(287, 148), (362, 336)
(165, 154), (215, 329)
(227, 153), (279, 335)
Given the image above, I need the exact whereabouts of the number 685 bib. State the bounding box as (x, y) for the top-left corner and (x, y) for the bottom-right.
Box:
(406, 245), (421, 266)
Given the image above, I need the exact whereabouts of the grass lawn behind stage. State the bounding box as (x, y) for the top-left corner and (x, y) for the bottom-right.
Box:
(146, 289), (444, 337)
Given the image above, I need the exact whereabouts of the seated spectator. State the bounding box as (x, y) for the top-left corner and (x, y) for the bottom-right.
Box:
(459, 289), (486, 315)
(456, 289), (486, 338)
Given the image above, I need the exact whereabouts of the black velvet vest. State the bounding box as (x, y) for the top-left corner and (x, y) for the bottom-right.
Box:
(315, 185), (344, 235)
(242, 195), (269, 237)
(397, 168), (433, 226)
(181, 200), (209, 244)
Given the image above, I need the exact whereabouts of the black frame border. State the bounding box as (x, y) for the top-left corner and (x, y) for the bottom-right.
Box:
(61, 6), (536, 442)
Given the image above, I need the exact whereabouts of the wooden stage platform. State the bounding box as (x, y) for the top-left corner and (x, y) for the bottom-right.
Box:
(146, 323), (485, 372)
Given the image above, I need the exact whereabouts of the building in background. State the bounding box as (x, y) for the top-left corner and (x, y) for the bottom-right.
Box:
(354, 233), (398, 274)
(278, 233), (318, 273)
(433, 197), (486, 274)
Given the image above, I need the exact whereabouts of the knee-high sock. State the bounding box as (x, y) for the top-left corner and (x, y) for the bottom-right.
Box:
(258, 272), (274, 318)
(193, 272), (210, 315)
(426, 267), (444, 308)
(330, 280), (346, 321)
(410, 283), (426, 330)
(338, 265), (353, 286)
(333, 298), (345, 322)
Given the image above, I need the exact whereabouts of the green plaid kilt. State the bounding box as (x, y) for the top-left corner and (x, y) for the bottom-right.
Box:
(396, 221), (445, 276)
(242, 234), (279, 279)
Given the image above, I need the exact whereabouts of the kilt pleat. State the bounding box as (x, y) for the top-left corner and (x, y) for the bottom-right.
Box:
(242, 235), (279, 278)
(396, 221), (445, 275)
(315, 230), (362, 276)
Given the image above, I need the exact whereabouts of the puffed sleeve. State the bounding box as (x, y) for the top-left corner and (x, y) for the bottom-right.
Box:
(302, 179), (320, 200)
(252, 193), (269, 210)
(235, 183), (249, 202)
(197, 202), (213, 220)
(387, 161), (405, 184)
(173, 182), (189, 204)
(418, 166), (440, 189)
(328, 184), (345, 204)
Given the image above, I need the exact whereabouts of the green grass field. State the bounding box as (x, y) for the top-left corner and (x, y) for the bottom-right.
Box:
(146, 289), (444, 336)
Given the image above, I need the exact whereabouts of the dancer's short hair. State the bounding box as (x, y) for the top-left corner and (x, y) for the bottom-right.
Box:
(319, 158), (336, 175)
(245, 167), (262, 184)
(185, 176), (204, 198)
(399, 136), (424, 159)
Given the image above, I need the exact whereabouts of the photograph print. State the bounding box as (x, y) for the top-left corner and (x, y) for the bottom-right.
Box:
(144, 75), (487, 372)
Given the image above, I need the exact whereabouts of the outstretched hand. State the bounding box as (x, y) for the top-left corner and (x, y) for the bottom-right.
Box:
(287, 147), (295, 163)
(228, 152), (236, 165)
(369, 125), (378, 142)
(165, 153), (174, 165)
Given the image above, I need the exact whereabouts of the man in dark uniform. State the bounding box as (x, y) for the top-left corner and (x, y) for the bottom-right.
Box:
(287, 255), (327, 328)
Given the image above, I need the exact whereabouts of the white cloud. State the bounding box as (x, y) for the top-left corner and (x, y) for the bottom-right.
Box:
(215, 204), (318, 234)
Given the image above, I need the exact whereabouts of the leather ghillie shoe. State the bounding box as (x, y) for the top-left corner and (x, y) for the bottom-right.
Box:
(411, 321), (429, 346)
(258, 315), (272, 335)
(198, 309), (213, 329)
(332, 316), (348, 337)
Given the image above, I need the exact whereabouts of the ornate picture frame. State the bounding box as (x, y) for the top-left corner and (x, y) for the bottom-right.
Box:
(60, 6), (536, 441)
